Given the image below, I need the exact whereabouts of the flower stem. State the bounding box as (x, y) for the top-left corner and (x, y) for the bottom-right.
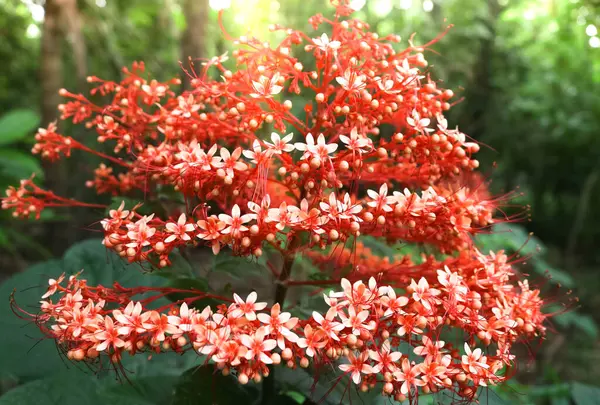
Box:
(261, 235), (299, 404)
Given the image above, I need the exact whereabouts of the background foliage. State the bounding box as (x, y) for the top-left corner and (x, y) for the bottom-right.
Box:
(1, 0), (600, 403)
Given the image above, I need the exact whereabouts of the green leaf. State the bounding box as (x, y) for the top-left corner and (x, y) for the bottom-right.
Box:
(153, 250), (194, 279)
(0, 109), (40, 146)
(551, 398), (571, 405)
(171, 365), (259, 405)
(267, 394), (304, 405)
(532, 259), (574, 288)
(106, 197), (152, 216)
(0, 371), (178, 405)
(0, 149), (44, 181)
(100, 375), (179, 405)
(548, 306), (599, 339)
(281, 391), (306, 404)
(360, 235), (398, 261)
(165, 277), (219, 309)
(0, 239), (167, 380)
(571, 382), (600, 405)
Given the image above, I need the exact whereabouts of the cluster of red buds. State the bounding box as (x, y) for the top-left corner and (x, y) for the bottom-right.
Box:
(4, 0), (548, 402)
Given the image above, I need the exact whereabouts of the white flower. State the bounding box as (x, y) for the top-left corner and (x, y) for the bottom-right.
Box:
(264, 132), (295, 154)
(312, 33), (341, 52)
(336, 69), (366, 93)
(250, 73), (283, 98)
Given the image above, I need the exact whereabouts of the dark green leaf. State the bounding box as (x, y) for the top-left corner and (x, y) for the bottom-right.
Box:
(0, 371), (178, 405)
(165, 277), (220, 309)
(360, 235), (399, 261)
(532, 259), (574, 288)
(106, 197), (152, 216)
(170, 365), (259, 405)
(153, 251), (194, 279)
(571, 382), (600, 405)
(100, 375), (179, 405)
(0, 109), (40, 146)
(0, 149), (43, 181)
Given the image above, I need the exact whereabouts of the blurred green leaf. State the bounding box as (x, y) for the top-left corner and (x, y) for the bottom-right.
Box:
(100, 375), (179, 404)
(571, 382), (600, 405)
(360, 235), (398, 261)
(0, 149), (43, 181)
(171, 365), (259, 405)
(0, 371), (178, 405)
(153, 250), (194, 279)
(0, 109), (40, 146)
(165, 277), (220, 309)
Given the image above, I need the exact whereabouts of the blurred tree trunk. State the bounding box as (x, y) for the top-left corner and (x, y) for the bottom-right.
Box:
(41, 0), (88, 256)
(41, 0), (63, 127)
(61, 0), (88, 88)
(181, 0), (209, 90)
(458, 0), (503, 139)
(41, 0), (68, 256)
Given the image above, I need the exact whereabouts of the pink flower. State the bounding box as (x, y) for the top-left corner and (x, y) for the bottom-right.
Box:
(367, 183), (394, 212)
(336, 69), (366, 93)
(462, 343), (490, 376)
(369, 340), (402, 373)
(250, 73), (283, 98)
(295, 133), (338, 161)
(241, 326), (277, 364)
(196, 216), (226, 254)
(41, 273), (65, 299)
(340, 127), (372, 154)
(264, 132), (295, 154)
(230, 292), (267, 321)
(267, 201), (293, 231)
(257, 303), (298, 349)
(413, 336), (445, 358)
(297, 324), (327, 357)
(164, 214), (195, 243)
(312, 33), (340, 52)
(113, 301), (151, 335)
(394, 358), (425, 395)
(95, 316), (125, 352)
(339, 305), (372, 335)
(406, 109), (433, 133)
(339, 351), (374, 384)
(312, 310), (344, 341)
(381, 288), (409, 317)
(410, 277), (441, 310)
(167, 302), (196, 332)
(218, 204), (254, 237)
(212, 147), (247, 178)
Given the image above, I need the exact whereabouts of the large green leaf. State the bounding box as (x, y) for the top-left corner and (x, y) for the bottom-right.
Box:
(170, 365), (259, 405)
(0, 109), (40, 146)
(571, 382), (600, 405)
(100, 375), (179, 405)
(0, 239), (167, 380)
(0, 149), (44, 181)
(0, 371), (178, 405)
(164, 277), (219, 310)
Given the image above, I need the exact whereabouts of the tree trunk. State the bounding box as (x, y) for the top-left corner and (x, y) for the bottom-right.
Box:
(41, 0), (89, 256)
(181, 0), (209, 90)
(41, 0), (63, 127)
(61, 0), (88, 88)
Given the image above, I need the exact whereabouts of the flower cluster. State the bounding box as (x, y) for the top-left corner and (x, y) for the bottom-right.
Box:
(4, 2), (485, 260)
(4, 1), (549, 402)
(24, 266), (544, 402)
